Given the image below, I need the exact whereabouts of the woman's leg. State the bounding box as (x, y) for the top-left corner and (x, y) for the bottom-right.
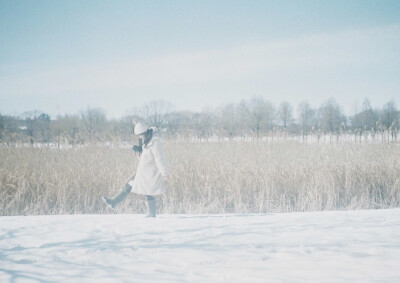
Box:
(110, 183), (132, 206)
(146, 195), (156, 217)
(102, 174), (135, 209)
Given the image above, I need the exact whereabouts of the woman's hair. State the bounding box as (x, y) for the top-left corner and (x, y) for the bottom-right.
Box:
(143, 128), (153, 146)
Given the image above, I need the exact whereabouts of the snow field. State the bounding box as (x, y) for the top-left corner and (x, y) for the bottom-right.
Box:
(1, 209), (400, 282)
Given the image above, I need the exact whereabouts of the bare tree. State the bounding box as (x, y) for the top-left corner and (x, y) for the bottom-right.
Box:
(236, 100), (250, 140)
(278, 101), (293, 138)
(360, 99), (378, 130)
(380, 100), (399, 141)
(219, 103), (238, 140)
(143, 100), (173, 130)
(37, 113), (51, 144)
(319, 98), (346, 135)
(81, 107), (107, 141)
(1, 115), (23, 145)
(51, 115), (81, 147)
(165, 111), (193, 139)
(381, 100), (396, 127)
(105, 119), (124, 142)
(298, 101), (315, 141)
(164, 112), (181, 137)
(192, 111), (213, 141)
(248, 97), (274, 140)
(351, 98), (378, 142)
(118, 115), (136, 141)
(23, 111), (51, 144)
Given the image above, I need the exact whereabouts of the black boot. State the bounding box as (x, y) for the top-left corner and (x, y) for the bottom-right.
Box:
(102, 183), (132, 210)
(101, 196), (115, 210)
(145, 195), (156, 218)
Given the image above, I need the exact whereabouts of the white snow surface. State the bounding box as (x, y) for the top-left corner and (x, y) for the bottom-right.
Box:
(1, 209), (400, 282)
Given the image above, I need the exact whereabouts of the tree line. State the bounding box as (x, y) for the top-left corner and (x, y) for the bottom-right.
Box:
(0, 97), (398, 145)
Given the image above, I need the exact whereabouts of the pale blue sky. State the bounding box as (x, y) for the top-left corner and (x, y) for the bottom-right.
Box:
(1, 0), (399, 118)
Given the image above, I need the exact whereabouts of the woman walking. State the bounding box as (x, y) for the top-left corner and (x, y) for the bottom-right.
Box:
(102, 120), (168, 217)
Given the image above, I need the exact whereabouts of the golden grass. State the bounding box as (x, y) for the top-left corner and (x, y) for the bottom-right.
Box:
(1, 142), (400, 215)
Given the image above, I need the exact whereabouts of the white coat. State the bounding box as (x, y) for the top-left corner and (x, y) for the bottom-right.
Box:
(129, 134), (168, 196)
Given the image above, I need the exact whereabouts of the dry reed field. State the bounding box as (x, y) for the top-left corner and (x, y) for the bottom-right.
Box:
(1, 141), (400, 216)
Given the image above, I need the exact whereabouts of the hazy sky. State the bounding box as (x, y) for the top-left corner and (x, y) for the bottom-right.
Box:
(1, 0), (399, 119)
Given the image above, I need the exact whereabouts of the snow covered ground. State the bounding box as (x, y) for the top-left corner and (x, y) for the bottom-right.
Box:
(1, 209), (400, 282)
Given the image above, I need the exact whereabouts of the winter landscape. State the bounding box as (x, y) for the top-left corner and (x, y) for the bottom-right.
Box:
(1, 142), (400, 282)
(1, 1), (400, 282)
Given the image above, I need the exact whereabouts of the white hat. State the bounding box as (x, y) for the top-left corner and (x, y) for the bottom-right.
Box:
(134, 121), (149, 135)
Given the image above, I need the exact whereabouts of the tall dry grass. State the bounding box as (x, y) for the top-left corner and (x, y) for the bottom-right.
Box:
(1, 142), (400, 215)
